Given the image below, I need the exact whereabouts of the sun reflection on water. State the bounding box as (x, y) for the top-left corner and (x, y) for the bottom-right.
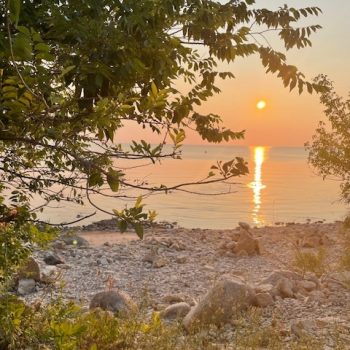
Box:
(248, 146), (266, 226)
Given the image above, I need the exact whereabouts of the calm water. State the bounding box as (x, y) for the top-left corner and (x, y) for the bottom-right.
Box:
(39, 145), (349, 229)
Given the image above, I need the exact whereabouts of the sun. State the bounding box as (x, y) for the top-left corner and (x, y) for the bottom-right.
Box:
(256, 100), (267, 110)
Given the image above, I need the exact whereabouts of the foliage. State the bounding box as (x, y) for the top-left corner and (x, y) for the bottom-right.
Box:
(307, 75), (350, 204)
(0, 0), (325, 279)
(293, 247), (327, 277)
(0, 200), (56, 282)
(1, 295), (340, 350)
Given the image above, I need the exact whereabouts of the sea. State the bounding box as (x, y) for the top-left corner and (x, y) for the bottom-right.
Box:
(38, 145), (349, 229)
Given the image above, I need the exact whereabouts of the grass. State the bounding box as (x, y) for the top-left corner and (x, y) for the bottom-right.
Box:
(293, 247), (327, 277)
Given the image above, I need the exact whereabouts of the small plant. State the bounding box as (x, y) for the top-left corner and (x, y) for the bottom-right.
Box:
(293, 247), (327, 277)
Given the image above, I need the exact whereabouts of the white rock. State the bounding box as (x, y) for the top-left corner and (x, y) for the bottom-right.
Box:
(18, 279), (36, 295)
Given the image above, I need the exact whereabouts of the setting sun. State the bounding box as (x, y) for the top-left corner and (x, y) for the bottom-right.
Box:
(256, 100), (267, 110)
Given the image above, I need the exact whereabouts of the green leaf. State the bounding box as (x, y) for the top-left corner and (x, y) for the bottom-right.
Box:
(106, 168), (121, 192)
(133, 223), (144, 239)
(34, 42), (50, 53)
(9, 0), (21, 27)
(88, 172), (104, 187)
(12, 34), (32, 60)
(60, 66), (75, 78)
(151, 81), (158, 98)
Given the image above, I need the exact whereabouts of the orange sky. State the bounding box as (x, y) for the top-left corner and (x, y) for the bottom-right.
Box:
(117, 0), (350, 147)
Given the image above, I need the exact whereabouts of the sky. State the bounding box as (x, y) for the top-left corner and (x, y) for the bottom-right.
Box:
(117, 0), (350, 147)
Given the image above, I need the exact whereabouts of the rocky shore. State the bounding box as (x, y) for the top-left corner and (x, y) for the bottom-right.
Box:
(18, 219), (350, 347)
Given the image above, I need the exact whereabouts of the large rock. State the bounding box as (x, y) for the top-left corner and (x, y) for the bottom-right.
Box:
(61, 235), (89, 247)
(183, 277), (255, 331)
(89, 290), (137, 316)
(40, 265), (59, 284)
(44, 251), (65, 265)
(17, 279), (36, 295)
(161, 302), (191, 320)
(233, 231), (260, 256)
(17, 257), (41, 281)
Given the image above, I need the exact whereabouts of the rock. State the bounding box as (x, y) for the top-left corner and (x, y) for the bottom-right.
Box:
(51, 240), (66, 249)
(142, 250), (157, 263)
(238, 222), (251, 231)
(44, 251), (65, 265)
(17, 279), (36, 295)
(301, 232), (331, 248)
(97, 257), (109, 266)
(18, 257), (41, 281)
(236, 249), (249, 257)
(296, 280), (317, 292)
(61, 235), (89, 247)
(306, 290), (325, 304)
(40, 265), (59, 284)
(89, 290), (137, 315)
(183, 277), (255, 331)
(255, 283), (274, 295)
(255, 292), (274, 308)
(161, 302), (191, 320)
(303, 272), (320, 288)
(277, 278), (294, 298)
(233, 231), (260, 256)
(152, 257), (167, 268)
(262, 270), (303, 286)
(162, 294), (196, 306)
(170, 241), (186, 251)
(322, 271), (350, 290)
(226, 242), (237, 251)
(219, 241), (227, 250)
(175, 255), (187, 264)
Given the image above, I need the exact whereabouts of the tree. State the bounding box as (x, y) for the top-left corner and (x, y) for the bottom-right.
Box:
(0, 0), (325, 278)
(307, 75), (350, 204)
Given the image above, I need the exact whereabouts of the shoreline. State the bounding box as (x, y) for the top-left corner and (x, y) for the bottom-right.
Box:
(23, 220), (350, 345)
